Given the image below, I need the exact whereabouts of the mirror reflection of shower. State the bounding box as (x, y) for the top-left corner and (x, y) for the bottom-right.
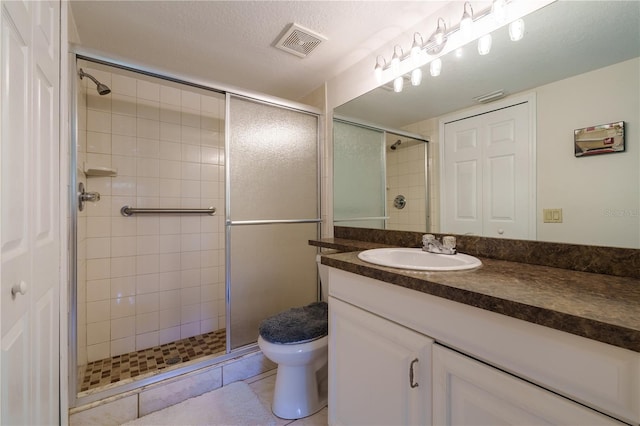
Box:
(389, 138), (421, 151)
(78, 68), (111, 95)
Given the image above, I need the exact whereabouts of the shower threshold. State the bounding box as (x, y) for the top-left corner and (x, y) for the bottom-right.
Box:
(79, 328), (226, 394)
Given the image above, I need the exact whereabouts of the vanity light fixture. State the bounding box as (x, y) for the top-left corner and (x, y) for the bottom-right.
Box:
(372, 0), (550, 91)
(478, 33), (492, 55)
(391, 45), (403, 74)
(430, 58), (442, 77)
(460, 2), (474, 34)
(509, 18), (525, 41)
(374, 55), (387, 83)
(393, 76), (404, 93)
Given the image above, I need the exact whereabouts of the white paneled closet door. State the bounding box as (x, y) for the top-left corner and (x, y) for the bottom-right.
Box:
(442, 99), (534, 239)
(1, 1), (60, 424)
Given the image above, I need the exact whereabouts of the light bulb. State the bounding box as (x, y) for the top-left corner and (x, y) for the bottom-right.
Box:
(391, 45), (402, 74)
(411, 32), (423, 63)
(374, 66), (383, 83)
(460, 2), (473, 34)
(430, 58), (442, 77)
(509, 19), (525, 41)
(434, 18), (446, 46)
(478, 34), (492, 55)
(393, 76), (404, 93)
(411, 68), (422, 86)
(492, 0), (507, 24)
(374, 56), (386, 83)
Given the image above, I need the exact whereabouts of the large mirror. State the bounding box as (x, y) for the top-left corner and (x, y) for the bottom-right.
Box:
(334, 1), (640, 249)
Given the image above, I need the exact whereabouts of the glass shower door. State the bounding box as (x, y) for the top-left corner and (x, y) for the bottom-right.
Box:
(333, 120), (386, 228)
(227, 95), (320, 349)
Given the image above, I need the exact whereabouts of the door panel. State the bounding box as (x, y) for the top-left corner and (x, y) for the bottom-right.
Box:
(1, 0), (60, 424)
(227, 95), (319, 350)
(1, 317), (30, 425)
(433, 345), (625, 425)
(482, 105), (530, 238)
(329, 297), (432, 426)
(443, 102), (532, 239)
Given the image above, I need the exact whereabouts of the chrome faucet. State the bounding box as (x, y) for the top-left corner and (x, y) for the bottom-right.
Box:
(422, 234), (457, 255)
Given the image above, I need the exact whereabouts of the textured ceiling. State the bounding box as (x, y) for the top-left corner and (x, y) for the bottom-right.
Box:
(70, 1), (447, 101)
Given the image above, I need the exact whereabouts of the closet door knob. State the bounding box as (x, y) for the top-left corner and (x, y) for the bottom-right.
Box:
(11, 281), (28, 297)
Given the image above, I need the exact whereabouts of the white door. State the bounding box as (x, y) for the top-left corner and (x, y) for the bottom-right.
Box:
(442, 100), (533, 239)
(1, 1), (60, 424)
(432, 345), (625, 425)
(328, 297), (433, 426)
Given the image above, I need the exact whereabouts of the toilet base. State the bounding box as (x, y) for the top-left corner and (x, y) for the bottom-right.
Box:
(272, 362), (328, 419)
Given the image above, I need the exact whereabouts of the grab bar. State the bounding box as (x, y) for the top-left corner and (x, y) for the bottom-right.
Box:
(121, 206), (216, 217)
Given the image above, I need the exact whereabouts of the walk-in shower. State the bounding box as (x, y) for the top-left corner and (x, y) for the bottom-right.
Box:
(70, 57), (320, 407)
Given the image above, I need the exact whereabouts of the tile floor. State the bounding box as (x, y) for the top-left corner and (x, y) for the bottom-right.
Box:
(245, 370), (328, 426)
(80, 329), (226, 392)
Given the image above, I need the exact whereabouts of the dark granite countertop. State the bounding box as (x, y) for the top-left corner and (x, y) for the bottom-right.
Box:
(311, 238), (640, 353)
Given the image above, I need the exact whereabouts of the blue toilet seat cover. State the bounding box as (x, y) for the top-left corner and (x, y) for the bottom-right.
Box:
(259, 301), (328, 344)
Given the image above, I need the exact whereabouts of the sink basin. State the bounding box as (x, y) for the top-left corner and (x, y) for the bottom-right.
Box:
(357, 248), (482, 271)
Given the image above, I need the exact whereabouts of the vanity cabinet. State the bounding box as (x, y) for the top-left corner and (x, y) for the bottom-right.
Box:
(432, 345), (624, 425)
(328, 297), (432, 425)
(327, 267), (639, 426)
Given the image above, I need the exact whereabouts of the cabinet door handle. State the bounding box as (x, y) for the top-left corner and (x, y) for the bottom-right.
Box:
(409, 358), (419, 388)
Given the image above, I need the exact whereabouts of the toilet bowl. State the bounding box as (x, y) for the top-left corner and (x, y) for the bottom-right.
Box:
(257, 254), (330, 419)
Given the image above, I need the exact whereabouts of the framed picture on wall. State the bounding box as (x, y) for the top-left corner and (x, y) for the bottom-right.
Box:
(574, 121), (625, 157)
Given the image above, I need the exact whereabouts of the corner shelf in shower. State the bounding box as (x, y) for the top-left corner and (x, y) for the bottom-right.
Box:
(83, 163), (118, 177)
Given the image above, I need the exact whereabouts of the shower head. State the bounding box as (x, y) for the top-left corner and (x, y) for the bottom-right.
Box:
(78, 68), (111, 95)
(390, 140), (402, 151)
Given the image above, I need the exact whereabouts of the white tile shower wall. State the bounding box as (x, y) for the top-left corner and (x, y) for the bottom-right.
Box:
(386, 138), (427, 233)
(80, 66), (226, 362)
(402, 118), (440, 233)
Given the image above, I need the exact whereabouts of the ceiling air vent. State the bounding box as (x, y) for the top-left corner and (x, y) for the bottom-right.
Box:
(274, 23), (327, 58)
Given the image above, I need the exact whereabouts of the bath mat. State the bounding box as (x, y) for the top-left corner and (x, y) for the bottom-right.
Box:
(122, 381), (277, 426)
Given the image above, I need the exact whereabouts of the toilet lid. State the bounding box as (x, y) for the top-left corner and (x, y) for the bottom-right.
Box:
(258, 301), (328, 344)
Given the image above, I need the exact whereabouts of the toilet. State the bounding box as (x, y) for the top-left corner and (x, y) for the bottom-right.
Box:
(257, 254), (330, 419)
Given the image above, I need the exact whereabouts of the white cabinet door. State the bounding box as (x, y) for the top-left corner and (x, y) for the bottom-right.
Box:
(328, 297), (433, 426)
(432, 345), (626, 426)
(442, 100), (533, 239)
(1, 1), (60, 424)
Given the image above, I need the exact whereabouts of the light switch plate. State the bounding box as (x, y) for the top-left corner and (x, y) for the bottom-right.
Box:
(543, 208), (563, 223)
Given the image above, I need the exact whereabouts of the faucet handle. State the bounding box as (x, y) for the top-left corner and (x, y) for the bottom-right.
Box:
(442, 236), (456, 250)
(422, 234), (435, 245)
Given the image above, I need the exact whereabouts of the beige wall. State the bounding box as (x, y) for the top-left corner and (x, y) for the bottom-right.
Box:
(536, 58), (639, 248)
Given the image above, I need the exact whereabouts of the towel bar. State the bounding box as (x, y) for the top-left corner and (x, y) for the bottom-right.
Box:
(121, 206), (216, 217)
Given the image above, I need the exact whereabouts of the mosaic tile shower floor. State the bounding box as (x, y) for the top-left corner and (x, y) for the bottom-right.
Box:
(79, 329), (226, 393)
